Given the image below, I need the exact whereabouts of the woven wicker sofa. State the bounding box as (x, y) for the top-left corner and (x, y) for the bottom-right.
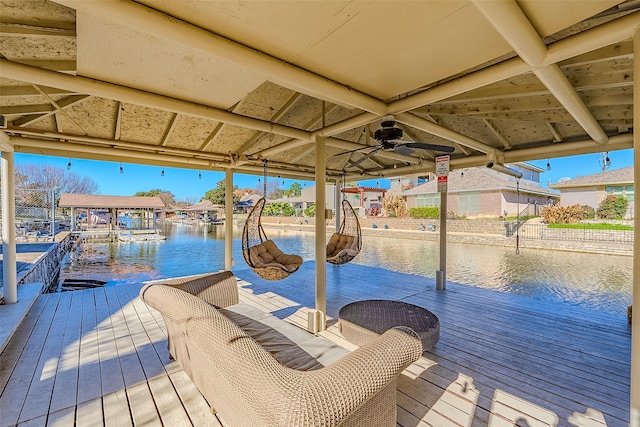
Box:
(140, 271), (422, 427)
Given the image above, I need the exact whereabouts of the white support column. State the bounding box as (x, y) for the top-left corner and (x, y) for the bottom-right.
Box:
(2, 150), (17, 303)
(225, 169), (234, 271)
(309, 135), (327, 333)
(630, 27), (640, 427)
(436, 191), (447, 291)
(334, 178), (341, 233)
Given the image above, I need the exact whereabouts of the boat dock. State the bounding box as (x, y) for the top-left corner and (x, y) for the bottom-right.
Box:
(0, 262), (631, 426)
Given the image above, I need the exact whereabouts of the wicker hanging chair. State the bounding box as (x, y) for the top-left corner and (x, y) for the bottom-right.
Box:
(326, 199), (362, 265)
(242, 198), (303, 280)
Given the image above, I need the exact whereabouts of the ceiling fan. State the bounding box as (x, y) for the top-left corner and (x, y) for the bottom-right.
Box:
(343, 116), (455, 168)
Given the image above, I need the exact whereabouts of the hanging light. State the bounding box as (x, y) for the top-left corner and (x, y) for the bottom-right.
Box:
(546, 159), (551, 171)
(605, 153), (611, 168)
(198, 170), (202, 180)
(119, 162), (124, 174)
(161, 166), (165, 177)
(66, 158), (72, 170)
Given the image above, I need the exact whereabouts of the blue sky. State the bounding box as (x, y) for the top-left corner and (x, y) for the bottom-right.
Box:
(14, 148), (634, 201)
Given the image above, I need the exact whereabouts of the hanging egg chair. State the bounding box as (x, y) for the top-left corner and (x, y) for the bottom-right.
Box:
(326, 199), (362, 265)
(242, 197), (303, 280)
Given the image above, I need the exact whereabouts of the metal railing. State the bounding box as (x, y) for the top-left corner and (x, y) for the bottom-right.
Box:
(516, 223), (633, 244)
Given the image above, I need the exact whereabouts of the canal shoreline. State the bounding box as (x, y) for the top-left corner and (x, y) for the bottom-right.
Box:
(258, 221), (633, 256)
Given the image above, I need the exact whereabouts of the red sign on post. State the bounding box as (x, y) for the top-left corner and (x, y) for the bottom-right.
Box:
(437, 175), (448, 193)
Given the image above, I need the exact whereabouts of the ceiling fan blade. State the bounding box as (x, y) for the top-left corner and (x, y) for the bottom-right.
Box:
(349, 147), (382, 168)
(329, 145), (375, 158)
(393, 145), (414, 156)
(402, 142), (455, 153)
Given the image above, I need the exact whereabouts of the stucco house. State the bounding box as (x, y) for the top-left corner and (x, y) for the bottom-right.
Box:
(401, 163), (559, 218)
(548, 166), (634, 218)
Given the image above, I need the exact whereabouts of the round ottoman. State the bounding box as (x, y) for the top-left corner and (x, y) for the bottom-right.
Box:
(338, 299), (440, 351)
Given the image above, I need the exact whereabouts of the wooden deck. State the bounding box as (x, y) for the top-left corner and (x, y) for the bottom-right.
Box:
(0, 263), (631, 426)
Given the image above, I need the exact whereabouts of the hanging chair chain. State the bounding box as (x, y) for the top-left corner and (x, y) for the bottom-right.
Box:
(262, 159), (268, 198)
(342, 170), (347, 200)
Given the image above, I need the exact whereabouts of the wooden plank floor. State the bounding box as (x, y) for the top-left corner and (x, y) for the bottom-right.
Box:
(0, 262), (631, 426)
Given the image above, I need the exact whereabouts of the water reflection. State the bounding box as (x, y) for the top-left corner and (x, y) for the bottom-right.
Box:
(60, 222), (632, 314)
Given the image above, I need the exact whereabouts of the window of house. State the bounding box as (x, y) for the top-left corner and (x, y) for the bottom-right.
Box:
(416, 193), (440, 207)
(606, 185), (634, 203)
(458, 191), (480, 213)
(605, 185), (623, 195)
(625, 185), (634, 203)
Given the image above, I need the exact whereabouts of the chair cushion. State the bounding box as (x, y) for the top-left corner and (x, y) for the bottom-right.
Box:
(327, 233), (357, 257)
(248, 240), (302, 272)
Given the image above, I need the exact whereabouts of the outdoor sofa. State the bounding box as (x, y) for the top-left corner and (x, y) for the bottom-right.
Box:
(140, 271), (422, 427)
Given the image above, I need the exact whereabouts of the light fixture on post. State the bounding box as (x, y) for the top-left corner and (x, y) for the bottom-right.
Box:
(67, 158), (72, 170)
(161, 166), (165, 177)
(119, 162), (124, 174)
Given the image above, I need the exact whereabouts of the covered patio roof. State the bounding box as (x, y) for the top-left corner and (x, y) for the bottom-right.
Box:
(0, 0), (638, 419)
(0, 0), (637, 181)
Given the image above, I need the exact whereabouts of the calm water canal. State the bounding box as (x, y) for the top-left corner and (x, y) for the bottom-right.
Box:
(60, 222), (633, 315)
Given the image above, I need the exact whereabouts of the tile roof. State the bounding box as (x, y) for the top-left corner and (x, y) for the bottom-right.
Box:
(58, 193), (165, 209)
(549, 166), (633, 188)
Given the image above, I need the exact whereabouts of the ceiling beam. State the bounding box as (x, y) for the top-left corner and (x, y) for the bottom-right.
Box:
(0, 23), (75, 37)
(346, 133), (633, 182)
(0, 132), (14, 152)
(0, 59), (312, 142)
(53, 0), (388, 116)
(473, 0), (608, 144)
(12, 94), (90, 127)
(7, 133), (329, 180)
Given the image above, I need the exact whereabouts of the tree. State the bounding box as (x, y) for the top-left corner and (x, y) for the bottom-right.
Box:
(284, 182), (302, 197)
(263, 202), (295, 216)
(204, 179), (239, 205)
(15, 164), (99, 194)
(134, 189), (174, 207)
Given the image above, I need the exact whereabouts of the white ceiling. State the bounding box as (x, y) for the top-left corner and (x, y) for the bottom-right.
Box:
(0, 0), (637, 182)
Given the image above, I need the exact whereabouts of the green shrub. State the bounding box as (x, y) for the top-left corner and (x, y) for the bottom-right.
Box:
(304, 203), (316, 217)
(409, 207), (440, 218)
(447, 210), (466, 220)
(597, 195), (629, 220)
(581, 205), (596, 219)
(263, 202), (295, 216)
